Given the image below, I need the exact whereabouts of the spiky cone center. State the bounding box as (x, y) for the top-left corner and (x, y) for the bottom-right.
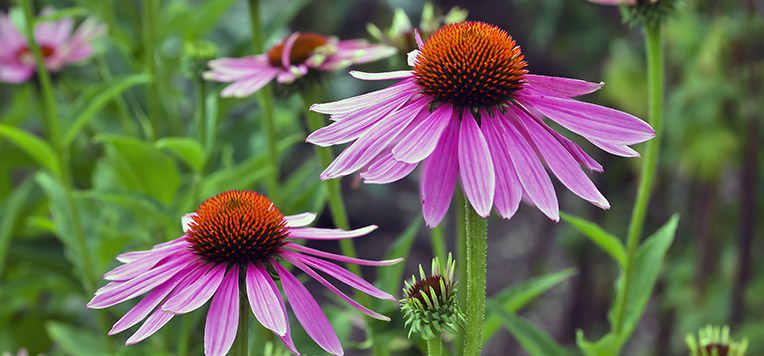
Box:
(185, 191), (288, 265)
(16, 45), (55, 62)
(413, 21), (528, 108)
(405, 275), (452, 307)
(267, 33), (330, 67)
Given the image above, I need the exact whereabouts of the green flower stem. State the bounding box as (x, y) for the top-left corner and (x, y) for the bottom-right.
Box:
(20, 0), (111, 350)
(247, 0), (280, 202)
(428, 334), (444, 356)
(613, 21), (664, 334)
(454, 192), (467, 355)
(196, 78), (209, 151)
(463, 199), (487, 356)
(231, 276), (250, 356)
(430, 223), (447, 264)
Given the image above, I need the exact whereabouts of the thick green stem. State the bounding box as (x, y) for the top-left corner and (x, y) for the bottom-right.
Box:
(454, 192), (467, 355)
(247, 0), (280, 201)
(613, 21), (664, 334)
(427, 334), (444, 356)
(230, 277), (250, 356)
(430, 223), (447, 264)
(463, 199), (487, 356)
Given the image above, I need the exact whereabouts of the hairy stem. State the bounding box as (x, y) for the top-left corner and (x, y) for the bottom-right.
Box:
(463, 199), (487, 356)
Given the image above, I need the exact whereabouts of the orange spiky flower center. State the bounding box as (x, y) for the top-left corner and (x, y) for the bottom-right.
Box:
(413, 21), (528, 108)
(16, 45), (56, 59)
(185, 191), (289, 265)
(267, 33), (330, 67)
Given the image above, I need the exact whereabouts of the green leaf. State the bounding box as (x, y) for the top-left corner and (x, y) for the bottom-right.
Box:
(65, 73), (151, 145)
(46, 321), (106, 356)
(0, 124), (61, 178)
(377, 218), (422, 301)
(561, 211), (627, 267)
(499, 311), (572, 356)
(484, 268), (577, 342)
(94, 135), (181, 205)
(156, 137), (205, 173)
(576, 215), (679, 356)
(0, 178), (35, 277)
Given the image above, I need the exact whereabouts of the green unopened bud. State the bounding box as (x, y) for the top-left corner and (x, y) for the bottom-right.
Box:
(620, 0), (682, 27)
(182, 40), (218, 78)
(401, 253), (464, 340)
(367, 3), (469, 53)
(686, 325), (748, 356)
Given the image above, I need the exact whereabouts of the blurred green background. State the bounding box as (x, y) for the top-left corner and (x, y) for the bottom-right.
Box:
(0, 0), (762, 355)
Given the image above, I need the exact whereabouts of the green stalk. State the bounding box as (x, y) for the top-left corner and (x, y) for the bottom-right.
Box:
(230, 277), (250, 356)
(430, 223), (447, 264)
(247, 0), (280, 201)
(462, 199), (487, 356)
(427, 334), (444, 356)
(613, 21), (664, 334)
(454, 192), (467, 355)
(142, 0), (162, 138)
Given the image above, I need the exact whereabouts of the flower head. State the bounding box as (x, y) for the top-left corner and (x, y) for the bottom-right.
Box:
(0, 7), (105, 83)
(88, 191), (402, 356)
(307, 21), (655, 227)
(203, 32), (396, 98)
(686, 325), (748, 356)
(401, 254), (463, 339)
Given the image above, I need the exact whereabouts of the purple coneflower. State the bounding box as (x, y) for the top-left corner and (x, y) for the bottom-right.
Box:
(307, 21), (655, 227)
(0, 8), (104, 83)
(88, 191), (400, 356)
(203, 32), (396, 98)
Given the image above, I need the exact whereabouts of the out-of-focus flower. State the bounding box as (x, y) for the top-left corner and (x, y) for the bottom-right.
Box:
(587, 0), (681, 25)
(203, 33), (396, 98)
(308, 21), (654, 227)
(0, 7), (105, 83)
(367, 3), (467, 53)
(401, 254), (463, 339)
(686, 325), (748, 356)
(88, 191), (402, 356)
(182, 40), (218, 78)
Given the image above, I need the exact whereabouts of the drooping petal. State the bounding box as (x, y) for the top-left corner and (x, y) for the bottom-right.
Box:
(458, 110), (495, 217)
(219, 70), (279, 98)
(284, 242), (402, 266)
(246, 263), (287, 336)
(204, 266), (239, 356)
(281, 32), (301, 69)
(523, 75), (603, 97)
(284, 212), (316, 228)
(419, 113), (459, 228)
(360, 149), (418, 184)
(274, 262), (343, 356)
(589, 139), (641, 157)
(393, 104), (454, 164)
(310, 78), (415, 115)
(481, 112), (522, 219)
(125, 307), (174, 345)
(203, 56), (272, 82)
(499, 112), (559, 221)
(512, 106), (610, 209)
(287, 225), (377, 240)
(162, 263), (226, 314)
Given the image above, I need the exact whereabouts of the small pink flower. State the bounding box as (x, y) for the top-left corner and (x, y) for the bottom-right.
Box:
(0, 8), (105, 83)
(88, 191), (400, 356)
(203, 32), (396, 98)
(307, 21), (655, 228)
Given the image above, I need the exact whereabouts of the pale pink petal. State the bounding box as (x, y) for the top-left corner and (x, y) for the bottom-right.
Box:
(349, 70), (413, 81)
(319, 42), (396, 70)
(125, 307), (174, 345)
(0, 13), (26, 53)
(181, 213), (197, 233)
(162, 263), (226, 314)
(203, 56), (273, 81)
(589, 139), (641, 157)
(407, 50), (419, 67)
(275, 262), (343, 356)
(272, 275), (299, 356)
(64, 17), (105, 62)
(205, 267), (240, 356)
(419, 113), (459, 228)
(246, 263), (287, 336)
(458, 110), (495, 218)
(115, 237), (187, 263)
(393, 104), (454, 164)
(481, 112), (523, 219)
(284, 212), (316, 227)
(523, 75), (603, 97)
(0, 64), (35, 84)
(284, 242), (402, 266)
(414, 29), (424, 49)
(281, 32), (300, 68)
(310, 78), (416, 115)
(287, 225), (377, 240)
(360, 150), (418, 184)
(219, 70), (279, 98)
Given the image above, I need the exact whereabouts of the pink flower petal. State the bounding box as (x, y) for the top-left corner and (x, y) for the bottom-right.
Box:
(481, 112), (523, 220)
(246, 263), (288, 336)
(284, 242), (402, 266)
(162, 263), (226, 314)
(349, 70), (413, 81)
(205, 266), (240, 356)
(393, 104), (455, 164)
(125, 307), (174, 345)
(274, 262), (343, 356)
(589, 139), (641, 157)
(458, 110), (495, 218)
(219, 70), (279, 98)
(204, 56), (272, 81)
(284, 212), (316, 227)
(419, 113), (459, 228)
(287, 225), (377, 240)
(360, 150), (418, 184)
(523, 75), (603, 97)
(281, 32), (301, 69)
(310, 78), (416, 115)
(181, 213), (197, 233)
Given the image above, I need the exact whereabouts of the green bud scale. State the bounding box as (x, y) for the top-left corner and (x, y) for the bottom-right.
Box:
(620, 0), (682, 27)
(686, 325), (748, 356)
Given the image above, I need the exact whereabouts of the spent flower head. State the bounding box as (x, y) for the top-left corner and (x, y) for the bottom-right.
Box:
(686, 325), (748, 356)
(88, 191), (402, 356)
(401, 254), (464, 339)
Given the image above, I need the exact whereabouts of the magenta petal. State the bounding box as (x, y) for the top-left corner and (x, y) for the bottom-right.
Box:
(281, 33), (300, 68)
(284, 242), (402, 266)
(500, 113), (560, 221)
(108, 267), (187, 335)
(458, 111), (495, 218)
(290, 250), (397, 300)
(393, 104), (454, 164)
(589, 139), (641, 157)
(310, 78), (415, 115)
(419, 113), (459, 228)
(523, 75), (603, 97)
(219, 70), (279, 98)
(205, 267), (240, 356)
(514, 107), (610, 209)
(481, 113), (522, 219)
(360, 149), (418, 184)
(274, 262), (343, 356)
(162, 263), (226, 314)
(125, 308), (174, 345)
(288, 225), (377, 240)
(246, 263), (288, 336)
